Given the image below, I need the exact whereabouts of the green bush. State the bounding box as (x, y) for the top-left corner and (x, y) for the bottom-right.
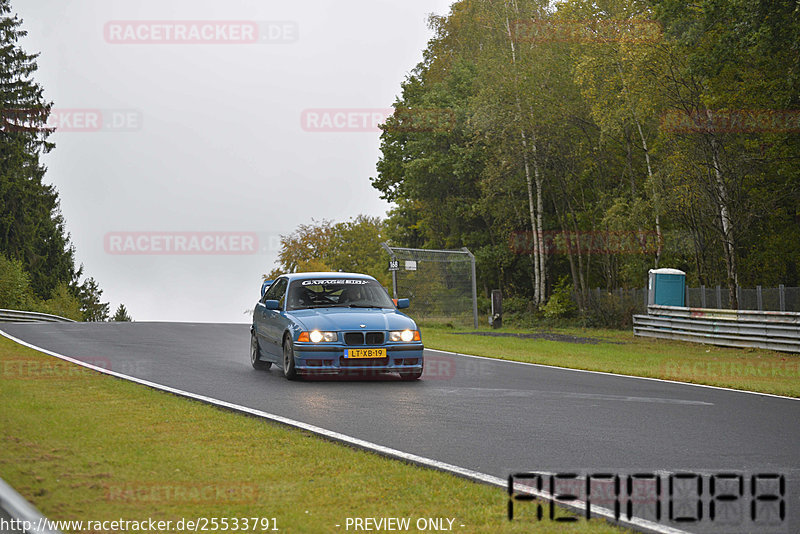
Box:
(503, 295), (534, 314)
(579, 291), (639, 329)
(39, 282), (83, 321)
(0, 254), (34, 309)
(0, 254), (83, 321)
(540, 277), (578, 319)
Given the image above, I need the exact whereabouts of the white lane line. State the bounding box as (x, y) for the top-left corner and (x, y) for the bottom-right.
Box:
(426, 348), (800, 401)
(432, 387), (714, 405)
(0, 329), (690, 534)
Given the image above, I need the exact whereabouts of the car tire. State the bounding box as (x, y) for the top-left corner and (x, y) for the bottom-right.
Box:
(399, 369), (423, 381)
(250, 331), (272, 370)
(282, 335), (299, 380)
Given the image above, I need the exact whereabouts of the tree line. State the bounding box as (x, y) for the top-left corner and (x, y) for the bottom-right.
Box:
(371, 0), (800, 315)
(0, 1), (130, 322)
(265, 215), (390, 288)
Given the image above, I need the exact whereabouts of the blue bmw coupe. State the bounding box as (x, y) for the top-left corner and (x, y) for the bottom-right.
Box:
(250, 272), (424, 380)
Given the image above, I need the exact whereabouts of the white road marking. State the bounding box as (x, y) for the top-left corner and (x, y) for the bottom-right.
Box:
(432, 386), (713, 405)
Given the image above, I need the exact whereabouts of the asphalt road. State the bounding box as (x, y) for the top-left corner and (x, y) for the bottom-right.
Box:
(2, 322), (798, 534)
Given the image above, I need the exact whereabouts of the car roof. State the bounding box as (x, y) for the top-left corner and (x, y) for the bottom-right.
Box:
(280, 272), (377, 282)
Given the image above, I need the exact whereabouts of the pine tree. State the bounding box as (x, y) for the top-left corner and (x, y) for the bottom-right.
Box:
(0, 0), (76, 298)
(78, 277), (109, 322)
(111, 303), (132, 322)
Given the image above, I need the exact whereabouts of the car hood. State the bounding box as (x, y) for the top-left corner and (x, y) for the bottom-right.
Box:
(288, 308), (417, 332)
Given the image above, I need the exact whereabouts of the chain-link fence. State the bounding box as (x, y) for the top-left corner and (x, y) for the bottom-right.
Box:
(686, 284), (800, 312)
(381, 244), (478, 327)
(575, 285), (800, 318)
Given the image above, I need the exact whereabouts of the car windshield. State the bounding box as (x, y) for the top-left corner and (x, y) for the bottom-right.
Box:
(286, 278), (395, 311)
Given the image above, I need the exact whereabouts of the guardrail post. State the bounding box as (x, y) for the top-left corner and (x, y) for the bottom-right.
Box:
(716, 285), (722, 308)
(757, 285), (763, 311)
(779, 284), (786, 311)
(380, 242), (398, 299)
(462, 247), (479, 329)
(700, 284), (706, 308)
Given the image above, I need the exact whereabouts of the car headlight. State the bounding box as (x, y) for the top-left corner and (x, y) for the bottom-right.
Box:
(298, 331), (337, 342)
(308, 330), (337, 343)
(389, 329), (420, 342)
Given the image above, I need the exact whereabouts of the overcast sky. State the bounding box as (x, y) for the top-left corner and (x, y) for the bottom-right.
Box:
(16, 0), (455, 323)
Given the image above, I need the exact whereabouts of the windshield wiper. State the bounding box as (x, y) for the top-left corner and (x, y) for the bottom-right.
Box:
(347, 304), (383, 308)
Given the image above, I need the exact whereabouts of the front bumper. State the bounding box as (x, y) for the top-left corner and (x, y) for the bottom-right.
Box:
(292, 342), (424, 375)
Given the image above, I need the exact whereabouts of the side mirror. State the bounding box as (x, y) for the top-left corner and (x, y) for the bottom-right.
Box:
(264, 299), (281, 310)
(261, 280), (274, 297)
(396, 298), (410, 309)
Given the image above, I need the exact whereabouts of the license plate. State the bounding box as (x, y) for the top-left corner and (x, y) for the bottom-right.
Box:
(344, 348), (387, 359)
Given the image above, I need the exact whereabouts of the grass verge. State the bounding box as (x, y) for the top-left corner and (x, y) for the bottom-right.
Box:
(420, 324), (800, 398)
(0, 335), (626, 534)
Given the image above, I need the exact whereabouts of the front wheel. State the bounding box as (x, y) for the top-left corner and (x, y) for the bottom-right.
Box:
(282, 336), (299, 380)
(250, 331), (272, 370)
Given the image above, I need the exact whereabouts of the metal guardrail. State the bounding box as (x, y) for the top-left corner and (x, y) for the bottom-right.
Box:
(0, 477), (62, 534)
(0, 309), (75, 324)
(633, 305), (800, 353)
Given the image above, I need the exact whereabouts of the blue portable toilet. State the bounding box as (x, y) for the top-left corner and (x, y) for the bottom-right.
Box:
(648, 268), (686, 307)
